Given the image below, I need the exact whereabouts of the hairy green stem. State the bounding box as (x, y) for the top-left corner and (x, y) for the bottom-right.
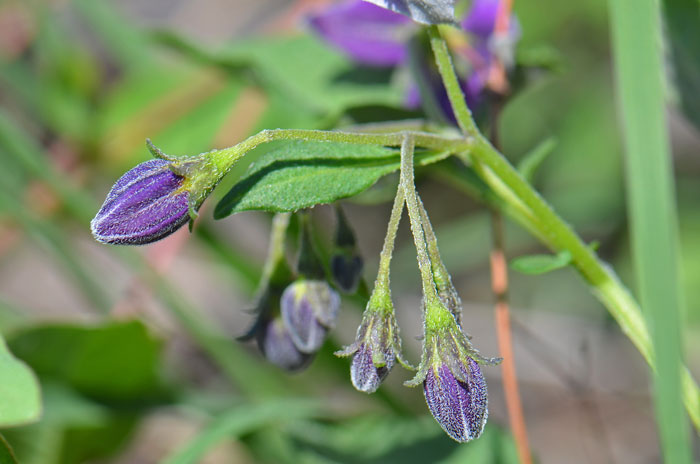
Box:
(375, 189), (405, 292)
(427, 25), (700, 432)
(208, 128), (471, 173)
(398, 135), (440, 308)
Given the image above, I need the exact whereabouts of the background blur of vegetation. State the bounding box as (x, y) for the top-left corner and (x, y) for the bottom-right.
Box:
(0, 0), (698, 462)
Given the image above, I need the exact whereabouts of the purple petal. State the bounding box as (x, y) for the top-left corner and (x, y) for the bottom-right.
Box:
(259, 318), (312, 371)
(423, 360), (488, 442)
(350, 343), (394, 393)
(461, 0), (500, 39)
(281, 282), (328, 353)
(308, 0), (412, 67)
(91, 159), (190, 245)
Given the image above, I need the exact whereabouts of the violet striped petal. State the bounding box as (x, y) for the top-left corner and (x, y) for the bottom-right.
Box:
(350, 343), (395, 393)
(423, 359), (488, 442)
(91, 159), (190, 245)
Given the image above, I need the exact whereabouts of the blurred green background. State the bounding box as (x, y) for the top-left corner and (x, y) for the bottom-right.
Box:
(0, 0), (698, 462)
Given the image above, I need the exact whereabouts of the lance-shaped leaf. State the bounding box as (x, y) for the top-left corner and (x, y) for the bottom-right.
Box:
(363, 0), (457, 25)
(214, 141), (450, 217)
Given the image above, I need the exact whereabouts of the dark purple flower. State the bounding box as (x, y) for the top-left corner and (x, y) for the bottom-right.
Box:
(331, 253), (363, 293)
(281, 280), (340, 353)
(424, 359), (488, 442)
(309, 1), (412, 67)
(91, 159), (190, 245)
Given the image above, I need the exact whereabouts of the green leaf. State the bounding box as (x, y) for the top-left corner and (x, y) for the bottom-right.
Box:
(662, 0), (700, 130)
(0, 336), (41, 427)
(516, 137), (557, 184)
(610, 0), (694, 455)
(510, 250), (572, 275)
(214, 141), (450, 217)
(0, 434), (18, 464)
(3, 383), (137, 464)
(164, 399), (322, 464)
(7, 321), (165, 404)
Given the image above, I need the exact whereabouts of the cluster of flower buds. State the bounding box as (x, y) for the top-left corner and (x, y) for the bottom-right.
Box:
(241, 213), (341, 371)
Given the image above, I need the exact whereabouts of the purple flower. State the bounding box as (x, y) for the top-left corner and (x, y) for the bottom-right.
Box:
(91, 159), (190, 245)
(424, 359), (488, 442)
(309, 1), (412, 67)
(281, 280), (341, 353)
(406, 300), (501, 442)
(336, 305), (408, 393)
(462, 0), (500, 38)
(308, 0), (520, 117)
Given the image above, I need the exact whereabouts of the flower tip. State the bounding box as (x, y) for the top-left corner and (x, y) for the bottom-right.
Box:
(423, 361), (488, 442)
(91, 159), (191, 245)
(350, 343), (394, 393)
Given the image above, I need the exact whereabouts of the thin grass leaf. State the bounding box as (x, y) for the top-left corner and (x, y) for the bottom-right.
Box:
(608, 0), (692, 459)
(164, 400), (322, 464)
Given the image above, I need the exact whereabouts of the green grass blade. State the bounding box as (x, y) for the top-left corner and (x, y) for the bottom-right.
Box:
(164, 399), (322, 464)
(608, 0), (692, 460)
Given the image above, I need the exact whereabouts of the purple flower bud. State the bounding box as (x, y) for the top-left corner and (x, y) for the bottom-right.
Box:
(350, 342), (395, 393)
(308, 0), (412, 67)
(423, 359), (488, 442)
(281, 280), (340, 353)
(91, 159), (190, 245)
(336, 297), (408, 393)
(405, 301), (500, 442)
(331, 253), (363, 293)
(258, 318), (313, 371)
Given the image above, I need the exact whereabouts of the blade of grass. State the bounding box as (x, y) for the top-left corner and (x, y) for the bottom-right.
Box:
(608, 0), (691, 461)
(164, 399), (322, 464)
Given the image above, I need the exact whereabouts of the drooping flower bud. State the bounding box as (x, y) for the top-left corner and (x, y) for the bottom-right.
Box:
(336, 292), (409, 392)
(330, 205), (364, 293)
(406, 300), (500, 442)
(91, 159), (190, 245)
(281, 279), (340, 353)
(258, 317), (313, 371)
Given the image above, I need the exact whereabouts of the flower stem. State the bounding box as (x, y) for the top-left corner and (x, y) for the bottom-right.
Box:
(426, 24), (700, 432)
(209, 128), (471, 174)
(374, 188), (405, 295)
(398, 135), (440, 310)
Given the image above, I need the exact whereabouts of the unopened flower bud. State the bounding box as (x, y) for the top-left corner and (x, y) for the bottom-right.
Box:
(406, 300), (500, 442)
(92, 141), (224, 245)
(330, 205), (363, 293)
(336, 290), (409, 393)
(258, 317), (313, 371)
(424, 359), (488, 442)
(281, 279), (340, 353)
(91, 159), (190, 245)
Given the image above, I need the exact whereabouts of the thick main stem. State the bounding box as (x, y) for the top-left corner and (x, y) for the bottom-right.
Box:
(426, 25), (700, 432)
